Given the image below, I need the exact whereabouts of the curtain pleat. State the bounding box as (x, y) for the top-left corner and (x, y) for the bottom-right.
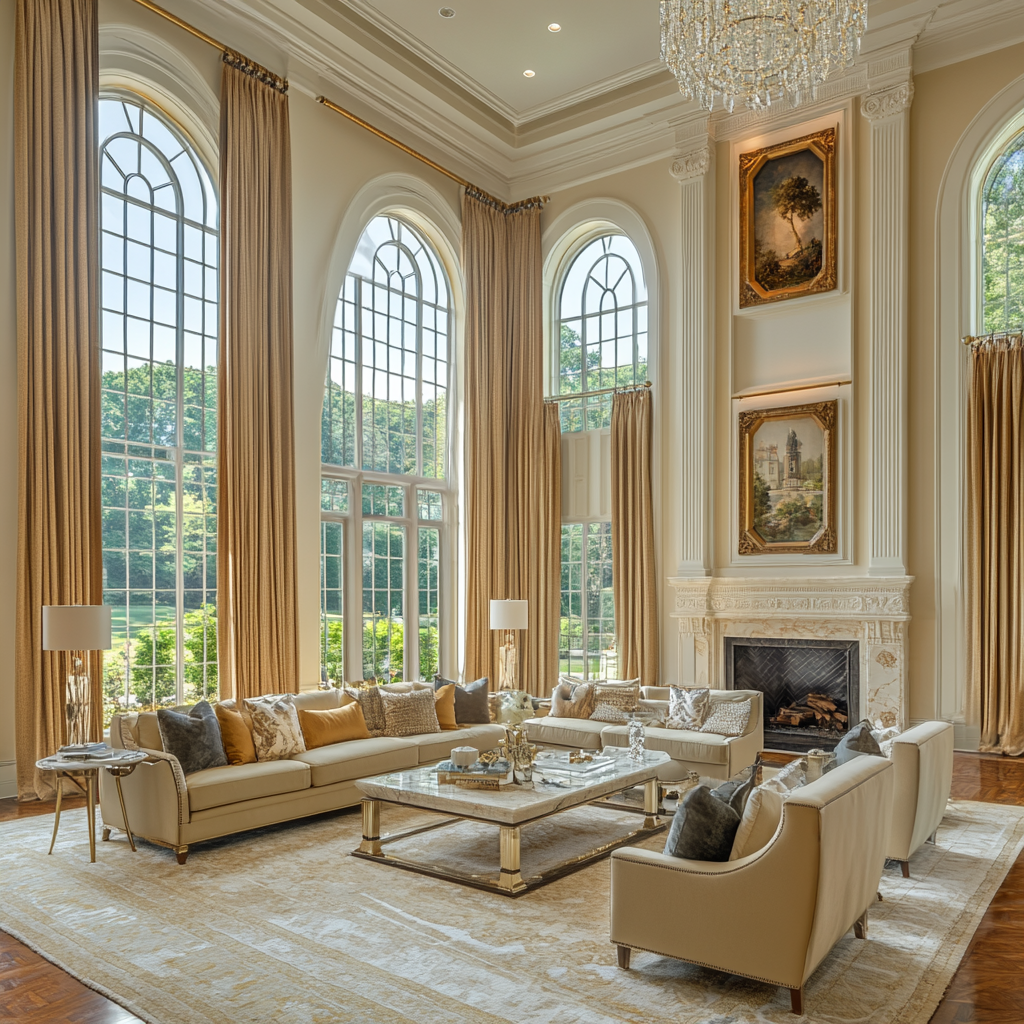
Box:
(14, 0), (103, 801)
(462, 195), (559, 696)
(611, 389), (659, 686)
(966, 334), (1024, 755)
(217, 61), (298, 700)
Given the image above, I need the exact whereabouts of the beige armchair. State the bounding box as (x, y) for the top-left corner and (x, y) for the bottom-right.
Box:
(887, 721), (954, 877)
(609, 756), (893, 1015)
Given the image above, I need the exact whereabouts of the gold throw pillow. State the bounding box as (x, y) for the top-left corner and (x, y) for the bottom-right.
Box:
(214, 703), (257, 765)
(298, 703), (371, 749)
(434, 684), (459, 730)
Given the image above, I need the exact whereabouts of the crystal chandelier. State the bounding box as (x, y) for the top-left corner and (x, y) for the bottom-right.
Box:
(660, 0), (867, 113)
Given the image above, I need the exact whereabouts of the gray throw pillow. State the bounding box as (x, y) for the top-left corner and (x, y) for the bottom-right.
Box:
(156, 700), (228, 775)
(712, 761), (760, 817)
(663, 784), (742, 862)
(833, 719), (883, 765)
(434, 676), (489, 724)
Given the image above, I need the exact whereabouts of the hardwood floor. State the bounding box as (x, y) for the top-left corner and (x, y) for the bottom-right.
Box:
(0, 752), (1022, 1023)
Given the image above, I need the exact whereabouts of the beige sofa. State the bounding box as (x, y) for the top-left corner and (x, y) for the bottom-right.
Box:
(609, 755), (894, 1015)
(100, 689), (506, 863)
(887, 720), (954, 877)
(523, 688), (764, 782)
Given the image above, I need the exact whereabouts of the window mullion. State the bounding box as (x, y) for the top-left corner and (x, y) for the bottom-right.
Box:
(406, 488), (419, 682)
(174, 201), (186, 705)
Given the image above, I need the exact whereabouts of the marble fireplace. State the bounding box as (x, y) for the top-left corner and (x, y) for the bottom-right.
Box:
(667, 577), (913, 730)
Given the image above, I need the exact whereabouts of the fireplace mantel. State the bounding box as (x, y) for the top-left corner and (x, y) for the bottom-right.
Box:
(667, 576), (914, 728)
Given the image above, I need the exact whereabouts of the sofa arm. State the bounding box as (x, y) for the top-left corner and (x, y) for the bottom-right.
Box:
(610, 800), (822, 991)
(99, 748), (188, 848)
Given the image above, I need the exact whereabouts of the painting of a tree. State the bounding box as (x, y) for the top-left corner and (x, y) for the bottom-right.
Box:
(769, 176), (822, 254)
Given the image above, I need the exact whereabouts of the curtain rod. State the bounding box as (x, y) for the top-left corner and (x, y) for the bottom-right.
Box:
(316, 97), (547, 213)
(545, 381), (652, 404)
(130, 0), (287, 91)
(962, 331), (1024, 346)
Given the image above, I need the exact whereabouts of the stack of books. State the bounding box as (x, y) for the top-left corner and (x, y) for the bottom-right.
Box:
(57, 743), (112, 760)
(434, 758), (514, 790)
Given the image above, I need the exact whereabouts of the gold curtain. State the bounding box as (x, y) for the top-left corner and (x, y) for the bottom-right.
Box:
(611, 389), (659, 685)
(14, 0), (103, 800)
(462, 194), (559, 696)
(217, 55), (298, 700)
(966, 333), (1024, 755)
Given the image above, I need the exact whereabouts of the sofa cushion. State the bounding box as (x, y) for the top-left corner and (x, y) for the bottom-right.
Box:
(291, 690), (344, 712)
(589, 680), (641, 723)
(434, 684), (458, 730)
(834, 719), (883, 764)
(410, 724), (508, 764)
(602, 724), (731, 764)
(434, 676), (490, 724)
(663, 783), (741, 861)
(135, 711), (164, 752)
(215, 704), (257, 766)
(380, 688), (441, 737)
(667, 687), (710, 730)
(343, 687), (387, 736)
(524, 716), (608, 750)
(291, 736), (419, 787)
(700, 699), (752, 737)
(551, 681), (596, 719)
(157, 701), (229, 775)
(244, 696), (307, 761)
(298, 703), (370, 749)
(187, 759), (311, 813)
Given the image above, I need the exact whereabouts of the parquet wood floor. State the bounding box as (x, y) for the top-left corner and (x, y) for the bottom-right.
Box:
(1, 753), (1022, 1023)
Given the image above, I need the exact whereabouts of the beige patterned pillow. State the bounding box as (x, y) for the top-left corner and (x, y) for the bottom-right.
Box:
(243, 696), (306, 761)
(344, 687), (386, 736)
(550, 681), (596, 719)
(380, 688), (441, 737)
(667, 687), (710, 730)
(589, 681), (640, 722)
(699, 698), (752, 737)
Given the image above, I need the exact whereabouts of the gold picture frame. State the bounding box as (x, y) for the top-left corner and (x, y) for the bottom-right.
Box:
(738, 400), (837, 555)
(739, 126), (837, 308)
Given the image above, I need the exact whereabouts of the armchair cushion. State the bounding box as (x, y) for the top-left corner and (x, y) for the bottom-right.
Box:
(664, 784), (742, 861)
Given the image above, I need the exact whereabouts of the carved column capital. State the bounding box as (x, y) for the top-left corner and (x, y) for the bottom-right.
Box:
(670, 147), (710, 182)
(861, 82), (914, 122)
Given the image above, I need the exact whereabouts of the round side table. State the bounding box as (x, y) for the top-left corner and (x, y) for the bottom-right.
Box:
(36, 749), (147, 862)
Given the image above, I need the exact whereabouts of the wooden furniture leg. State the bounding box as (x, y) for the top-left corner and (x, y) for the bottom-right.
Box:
(789, 987), (803, 1014)
(854, 909), (869, 939)
(900, 860), (910, 878)
(175, 846), (189, 865)
(616, 945), (631, 970)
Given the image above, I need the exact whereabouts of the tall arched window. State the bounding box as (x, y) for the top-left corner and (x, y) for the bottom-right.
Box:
(321, 216), (451, 684)
(553, 233), (648, 680)
(982, 128), (1024, 333)
(99, 95), (219, 717)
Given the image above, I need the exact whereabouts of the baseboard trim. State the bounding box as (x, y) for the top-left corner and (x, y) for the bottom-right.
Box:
(0, 760), (17, 800)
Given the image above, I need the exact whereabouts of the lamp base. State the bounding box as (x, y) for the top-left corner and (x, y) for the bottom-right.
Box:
(497, 641), (518, 692)
(65, 659), (92, 748)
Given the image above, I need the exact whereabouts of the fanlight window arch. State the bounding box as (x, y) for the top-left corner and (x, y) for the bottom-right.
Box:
(320, 215), (451, 686)
(98, 94), (219, 719)
(555, 233), (648, 432)
(982, 127), (1024, 333)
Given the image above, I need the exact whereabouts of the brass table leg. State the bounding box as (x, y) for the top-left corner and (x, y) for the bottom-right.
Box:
(111, 770), (137, 852)
(360, 799), (382, 855)
(47, 772), (64, 855)
(499, 825), (525, 893)
(86, 772), (97, 864)
(643, 778), (661, 830)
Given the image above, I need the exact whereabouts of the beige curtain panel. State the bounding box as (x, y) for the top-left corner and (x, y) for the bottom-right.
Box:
(966, 333), (1024, 756)
(217, 55), (298, 701)
(14, 0), (104, 800)
(611, 389), (659, 686)
(462, 194), (560, 696)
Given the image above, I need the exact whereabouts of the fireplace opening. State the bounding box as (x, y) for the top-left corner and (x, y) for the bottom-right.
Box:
(724, 637), (860, 753)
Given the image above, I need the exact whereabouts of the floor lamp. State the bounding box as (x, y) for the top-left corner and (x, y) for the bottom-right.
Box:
(490, 600), (528, 692)
(43, 605), (113, 749)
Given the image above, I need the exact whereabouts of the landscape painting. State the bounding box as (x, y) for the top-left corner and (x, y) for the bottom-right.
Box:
(738, 400), (838, 555)
(739, 127), (837, 307)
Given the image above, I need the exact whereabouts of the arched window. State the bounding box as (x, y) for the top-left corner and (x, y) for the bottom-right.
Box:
(982, 128), (1024, 333)
(98, 95), (219, 717)
(321, 216), (451, 684)
(555, 234), (648, 432)
(553, 232), (648, 681)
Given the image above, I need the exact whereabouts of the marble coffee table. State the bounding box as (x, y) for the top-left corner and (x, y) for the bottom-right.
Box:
(353, 748), (671, 896)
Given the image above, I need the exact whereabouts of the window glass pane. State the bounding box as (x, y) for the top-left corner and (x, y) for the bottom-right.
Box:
(321, 478), (349, 513)
(321, 521), (344, 685)
(99, 94), (218, 722)
(556, 234), (647, 432)
(362, 483), (404, 517)
(362, 522), (405, 682)
(983, 129), (1024, 333)
(585, 522), (616, 679)
(559, 524), (584, 678)
(417, 489), (442, 521)
(418, 527), (439, 680)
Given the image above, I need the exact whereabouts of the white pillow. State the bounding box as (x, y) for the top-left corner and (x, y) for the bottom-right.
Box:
(871, 724), (902, 758)
(699, 698), (752, 736)
(730, 784), (785, 860)
(667, 686), (710, 730)
(243, 695), (306, 761)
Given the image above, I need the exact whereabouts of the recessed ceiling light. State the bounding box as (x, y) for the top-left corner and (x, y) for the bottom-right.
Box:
(438, 7), (455, 17)
(523, 69), (536, 78)
(548, 23), (561, 32)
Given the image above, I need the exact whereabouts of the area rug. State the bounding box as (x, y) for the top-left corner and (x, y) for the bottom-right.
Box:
(2, 798), (1023, 1024)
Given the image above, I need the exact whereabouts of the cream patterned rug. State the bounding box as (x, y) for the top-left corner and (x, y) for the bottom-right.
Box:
(2, 798), (1023, 1024)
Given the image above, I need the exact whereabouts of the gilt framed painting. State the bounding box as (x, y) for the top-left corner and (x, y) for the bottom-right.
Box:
(739, 126), (837, 308)
(738, 400), (838, 555)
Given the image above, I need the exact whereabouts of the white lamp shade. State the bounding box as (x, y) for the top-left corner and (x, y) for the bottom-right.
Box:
(490, 599), (528, 631)
(42, 605), (113, 651)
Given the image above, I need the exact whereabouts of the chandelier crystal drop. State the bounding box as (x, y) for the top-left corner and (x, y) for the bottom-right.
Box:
(660, 0), (867, 113)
